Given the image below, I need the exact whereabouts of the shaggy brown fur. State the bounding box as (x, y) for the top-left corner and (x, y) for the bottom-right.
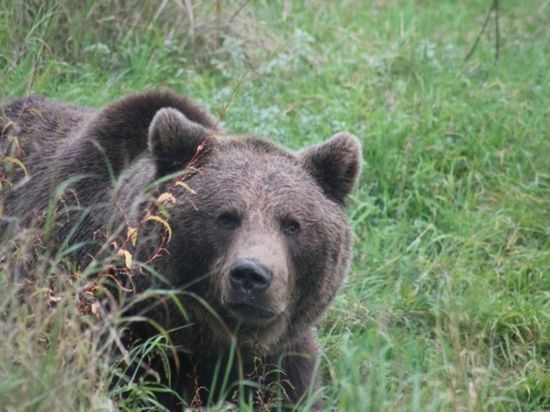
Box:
(0, 91), (362, 409)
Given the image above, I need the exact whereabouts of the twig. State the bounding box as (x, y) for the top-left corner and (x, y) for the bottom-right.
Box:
(464, 0), (501, 63)
(494, 0), (500, 61)
(228, 0), (251, 24)
(215, 0), (222, 47)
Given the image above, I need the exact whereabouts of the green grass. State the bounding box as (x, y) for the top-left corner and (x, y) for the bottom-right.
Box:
(1, 0), (548, 410)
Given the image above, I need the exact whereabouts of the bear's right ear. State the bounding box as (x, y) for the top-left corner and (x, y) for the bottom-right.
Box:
(148, 108), (214, 175)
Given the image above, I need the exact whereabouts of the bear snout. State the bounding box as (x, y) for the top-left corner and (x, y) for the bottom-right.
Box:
(222, 258), (287, 324)
(229, 259), (273, 294)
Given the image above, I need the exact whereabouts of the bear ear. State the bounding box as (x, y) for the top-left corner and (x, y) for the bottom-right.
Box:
(148, 107), (213, 175)
(300, 132), (362, 204)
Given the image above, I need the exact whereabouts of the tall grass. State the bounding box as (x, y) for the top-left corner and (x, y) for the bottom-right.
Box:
(1, 0), (548, 410)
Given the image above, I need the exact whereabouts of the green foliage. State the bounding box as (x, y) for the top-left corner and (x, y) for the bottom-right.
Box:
(1, 0), (548, 410)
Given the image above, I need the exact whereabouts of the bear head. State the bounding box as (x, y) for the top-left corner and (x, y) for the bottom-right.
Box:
(128, 104), (362, 352)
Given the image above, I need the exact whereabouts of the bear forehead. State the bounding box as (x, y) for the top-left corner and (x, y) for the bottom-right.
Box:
(203, 138), (318, 192)
(179, 137), (339, 216)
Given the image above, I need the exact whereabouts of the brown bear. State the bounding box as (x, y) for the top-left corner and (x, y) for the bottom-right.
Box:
(0, 91), (362, 409)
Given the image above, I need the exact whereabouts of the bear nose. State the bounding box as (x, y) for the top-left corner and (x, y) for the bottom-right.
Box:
(229, 259), (272, 294)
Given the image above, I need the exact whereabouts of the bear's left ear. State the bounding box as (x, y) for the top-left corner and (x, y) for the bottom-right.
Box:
(300, 133), (362, 204)
(148, 107), (214, 175)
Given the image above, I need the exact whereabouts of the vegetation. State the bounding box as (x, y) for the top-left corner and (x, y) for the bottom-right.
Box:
(1, 0), (548, 410)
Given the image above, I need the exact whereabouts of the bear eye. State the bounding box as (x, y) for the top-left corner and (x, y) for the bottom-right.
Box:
(217, 212), (240, 230)
(282, 219), (300, 235)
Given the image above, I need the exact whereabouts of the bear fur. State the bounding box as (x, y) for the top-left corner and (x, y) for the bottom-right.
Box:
(0, 91), (362, 409)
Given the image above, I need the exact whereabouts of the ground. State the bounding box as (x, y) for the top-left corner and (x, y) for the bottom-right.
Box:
(0, 1), (548, 410)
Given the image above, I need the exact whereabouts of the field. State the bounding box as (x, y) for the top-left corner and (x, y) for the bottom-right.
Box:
(0, 0), (548, 410)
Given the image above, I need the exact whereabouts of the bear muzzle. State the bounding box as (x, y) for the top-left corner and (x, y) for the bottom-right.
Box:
(224, 259), (281, 324)
(229, 259), (272, 294)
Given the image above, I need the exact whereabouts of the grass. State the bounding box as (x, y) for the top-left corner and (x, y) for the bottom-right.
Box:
(1, 0), (548, 410)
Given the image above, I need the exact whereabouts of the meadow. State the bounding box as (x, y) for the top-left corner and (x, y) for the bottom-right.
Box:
(0, 0), (548, 410)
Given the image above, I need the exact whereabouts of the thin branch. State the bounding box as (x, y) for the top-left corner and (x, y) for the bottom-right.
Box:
(494, 0), (500, 61)
(228, 0), (251, 24)
(464, 0), (500, 63)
